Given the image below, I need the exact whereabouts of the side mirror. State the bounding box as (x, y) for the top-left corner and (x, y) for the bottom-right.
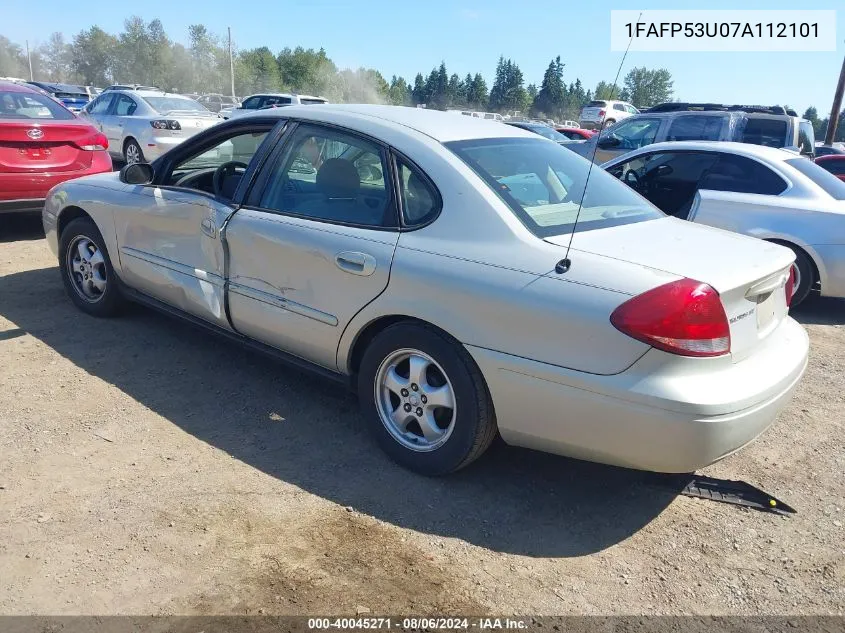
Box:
(597, 135), (621, 149)
(119, 162), (154, 185)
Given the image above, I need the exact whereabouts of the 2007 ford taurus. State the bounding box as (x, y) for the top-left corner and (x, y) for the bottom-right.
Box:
(42, 104), (809, 475)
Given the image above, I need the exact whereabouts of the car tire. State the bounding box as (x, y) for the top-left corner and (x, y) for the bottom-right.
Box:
(358, 322), (497, 476)
(59, 217), (124, 318)
(123, 138), (144, 164)
(785, 245), (815, 306)
(604, 118), (616, 128)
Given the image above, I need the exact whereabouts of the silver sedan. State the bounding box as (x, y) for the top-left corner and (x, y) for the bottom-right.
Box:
(79, 90), (221, 164)
(603, 141), (845, 305)
(42, 105), (809, 476)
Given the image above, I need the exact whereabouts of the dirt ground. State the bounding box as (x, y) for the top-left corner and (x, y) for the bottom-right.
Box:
(0, 214), (843, 617)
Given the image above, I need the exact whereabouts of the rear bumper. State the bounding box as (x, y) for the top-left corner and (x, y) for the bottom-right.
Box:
(468, 317), (809, 473)
(0, 198), (44, 214)
(812, 244), (845, 298)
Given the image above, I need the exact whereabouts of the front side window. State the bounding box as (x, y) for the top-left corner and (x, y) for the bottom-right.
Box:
(599, 117), (662, 151)
(0, 90), (74, 120)
(242, 96), (261, 109)
(87, 94), (113, 115)
(447, 137), (663, 237)
(666, 115), (726, 141)
(608, 151), (719, 218)
(259, 124), (395, 228)
(166, 128), (271, 198)
(613, 103), (626, 111)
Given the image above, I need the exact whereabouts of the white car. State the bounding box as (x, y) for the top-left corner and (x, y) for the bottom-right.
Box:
(604, 141), (845, 304)
(221, 93), (328, 119)
(43, 105), (808, 474)
(79, 90), (222, 163)
(580, 99), (638, 130)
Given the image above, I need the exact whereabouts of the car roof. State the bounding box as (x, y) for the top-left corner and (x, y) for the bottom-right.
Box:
(244, 104), (535, 142)
(603, 140), (802, 164)
(0, 81), (37, 93)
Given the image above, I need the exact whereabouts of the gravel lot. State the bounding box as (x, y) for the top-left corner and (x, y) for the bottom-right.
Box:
(1, 214), (843, 616)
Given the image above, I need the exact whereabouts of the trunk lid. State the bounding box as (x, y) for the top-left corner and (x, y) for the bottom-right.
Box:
(545, 217), (795, 361)
(0, 121), (97, 173)
(162, 112), (220, 139)
(581, 106), (604, 122)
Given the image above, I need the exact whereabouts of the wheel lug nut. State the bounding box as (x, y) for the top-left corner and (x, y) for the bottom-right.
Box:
(403, 403), (412, 412)
(411, 383), (418, 391)
(416, 407), (423, 416)
(400, 389), (409, 397)
(421, 395), (427, 404)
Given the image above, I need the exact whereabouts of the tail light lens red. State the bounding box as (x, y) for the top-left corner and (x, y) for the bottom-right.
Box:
(599, 109), (606, 118)
(785, 265), (796, 307)
(610, 278), (731, 357)
(73, 131), (108, 151)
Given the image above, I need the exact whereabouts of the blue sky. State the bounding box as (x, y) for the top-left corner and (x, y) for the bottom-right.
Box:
(2, 0), (843, 115)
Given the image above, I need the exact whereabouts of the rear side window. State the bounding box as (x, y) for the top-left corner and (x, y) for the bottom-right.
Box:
(397, 158), (440, 226)
(786, 157), (845, 200)
(265, 96), (292, 107)
(740, 117), (788, 148)
(700, 154), (788, 195)
(613, 103), (625, 111)
(798, 121), (815, 156)
(0, 90), (75, 120)
(666, 115), (725, 141)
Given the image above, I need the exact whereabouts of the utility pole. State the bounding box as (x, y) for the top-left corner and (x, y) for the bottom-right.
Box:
(228, 27), (235, 98)
(824, 52), (845, 146)
(25, 40), (33, 80)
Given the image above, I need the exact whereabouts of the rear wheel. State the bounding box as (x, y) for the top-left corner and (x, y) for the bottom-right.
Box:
(123, 138), (143, 164)
(358, 322), (497, 475)
(785, 246), (814, 306)
(59, 217), (123, 317)
(604, 118), (616, 128)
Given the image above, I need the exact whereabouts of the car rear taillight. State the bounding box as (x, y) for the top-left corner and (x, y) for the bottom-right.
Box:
(598, 109), (606, 118)
(73, 132), (109, 151)
(150, 119), (181, 130)
(610, 278), (731, 357)
(785, 265), (796, 307)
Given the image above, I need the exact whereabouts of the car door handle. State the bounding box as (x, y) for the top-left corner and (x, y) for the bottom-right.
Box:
(200, 217), (216, 238)
(335, 251), (376, 276)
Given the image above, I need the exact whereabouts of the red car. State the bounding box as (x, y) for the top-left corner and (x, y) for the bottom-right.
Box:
(555, 127), (596, 140)
(1, 81), (111, 215)
(815, 154), (845, 182)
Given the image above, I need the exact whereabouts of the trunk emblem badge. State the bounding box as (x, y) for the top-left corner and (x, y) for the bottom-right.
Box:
(27, 129), (44, 140)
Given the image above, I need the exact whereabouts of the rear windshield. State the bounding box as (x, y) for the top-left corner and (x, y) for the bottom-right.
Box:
(446, 137), (663, 238)
(299, 98), (327, 105)
(143, 96), (208, 114)
(586, 101), (606, 107)
(513, 124), (569, 142)
(786, 158), (845, 200)
(0, 90), (75, 120)
(740, 117), (788, 148)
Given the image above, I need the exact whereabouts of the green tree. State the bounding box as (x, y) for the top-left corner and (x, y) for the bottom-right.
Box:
(0, 36), (27, 78)
(489, 57), (528, 113)
(466, 73), (488, 110)
(39, 32), (71, 82)
(622, 67), (673, 108)
(534, 56), (565, 118)
(115, 17), (152, 85)
(70, 27), (117, 86)
(447, 73), (465, 107)
(239, 46), (281, 93)
(277, 46), (337, 96)
(411, 72), (426, 105)
(146, 19), (173, 90)
(593, 80), (620, 100)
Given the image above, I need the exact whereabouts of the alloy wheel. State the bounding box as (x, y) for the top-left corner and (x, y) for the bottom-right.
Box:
(374, 348), (457, 452)
(67, 235), (107, 303)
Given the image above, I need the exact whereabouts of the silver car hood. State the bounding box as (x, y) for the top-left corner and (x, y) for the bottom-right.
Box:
(544, 216), (794, 293)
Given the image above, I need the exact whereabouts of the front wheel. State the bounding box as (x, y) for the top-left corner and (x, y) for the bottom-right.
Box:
(604, 118), (616, 128)
(786, 246), (815, 306)
(357, 322), (497, 475)
(59, 217), (124, 317)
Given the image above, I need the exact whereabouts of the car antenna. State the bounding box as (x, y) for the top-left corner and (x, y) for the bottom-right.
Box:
(557, 11), (642, 275)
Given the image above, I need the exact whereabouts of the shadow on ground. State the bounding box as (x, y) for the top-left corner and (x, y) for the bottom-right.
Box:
(0, 214), (44, 243)
(791, 294), (845, 326)
(0, 267), (695, 558)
